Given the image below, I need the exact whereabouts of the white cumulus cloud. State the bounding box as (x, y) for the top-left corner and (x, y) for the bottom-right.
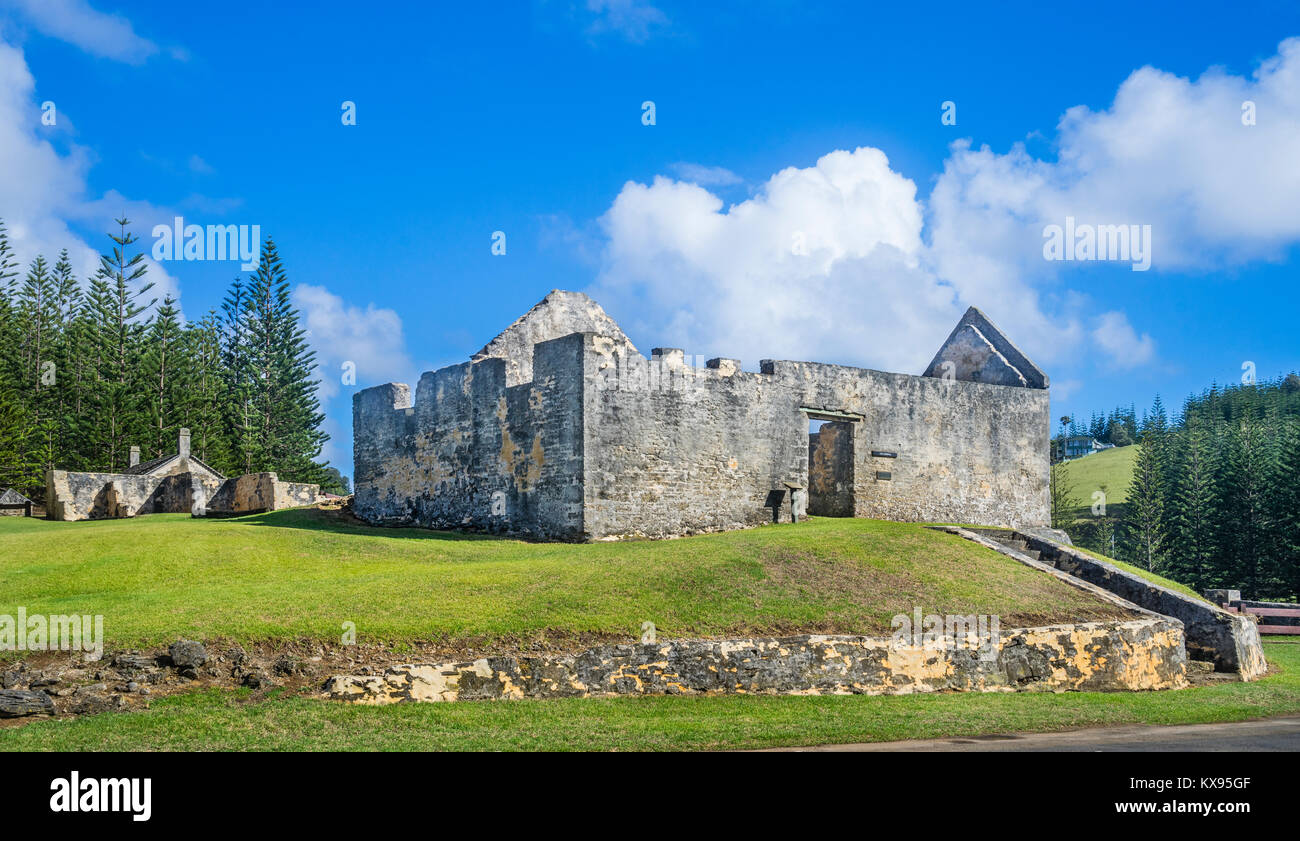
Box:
(928, 37), (1300, 280)
(590, 148), (967, 374)
(591, 148), (967, 374)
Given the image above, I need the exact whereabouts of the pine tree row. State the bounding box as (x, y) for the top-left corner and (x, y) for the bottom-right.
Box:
(1073, 381), (1300, 599)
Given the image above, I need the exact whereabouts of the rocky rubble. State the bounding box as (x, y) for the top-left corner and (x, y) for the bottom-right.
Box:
(0, 638), (337, 723)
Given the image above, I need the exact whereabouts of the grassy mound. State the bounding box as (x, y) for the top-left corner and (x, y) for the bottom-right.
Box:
(0, 509), (1131, 652)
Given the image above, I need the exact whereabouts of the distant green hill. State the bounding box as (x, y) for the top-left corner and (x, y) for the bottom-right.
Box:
(1059, 445), (1138, 505)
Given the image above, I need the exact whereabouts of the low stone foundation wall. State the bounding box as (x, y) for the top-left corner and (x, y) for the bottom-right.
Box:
(323, 618), (1186, 704)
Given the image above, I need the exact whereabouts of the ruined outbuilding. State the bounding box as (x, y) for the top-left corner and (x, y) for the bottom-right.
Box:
(45, 429), (319, 521)
(353, 291), (1051, 540)
(0, 487), (33, 517)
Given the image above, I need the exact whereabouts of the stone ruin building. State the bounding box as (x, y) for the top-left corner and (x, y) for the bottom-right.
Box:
(45, 429), (319, 521)
(0, 487), (33, 517)
(353, 291), (1051, 541)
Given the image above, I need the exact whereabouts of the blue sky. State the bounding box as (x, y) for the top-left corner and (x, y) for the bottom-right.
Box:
(3, 0), (1299, 477)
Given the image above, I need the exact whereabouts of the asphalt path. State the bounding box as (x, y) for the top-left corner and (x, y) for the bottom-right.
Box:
(764, 715), (1300, 751)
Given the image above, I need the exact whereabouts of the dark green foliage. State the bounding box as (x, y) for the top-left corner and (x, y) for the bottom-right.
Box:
(1275, 419), (1300, 599)
(241, 239), (327, 481)
(1125, 409), (1166, 572)
(319, 465), (351, 495)
(1049, 460), (1075, 530)
(1163, 425), (1217, 587)
(1078, 379), (1300, 599)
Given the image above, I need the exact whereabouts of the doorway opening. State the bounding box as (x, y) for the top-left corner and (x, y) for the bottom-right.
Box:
(804, 408), (860, 517)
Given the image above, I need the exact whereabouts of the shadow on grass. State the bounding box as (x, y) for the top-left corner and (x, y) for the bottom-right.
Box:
(227, 507), (501, 542)
(228, 506), (813, 547)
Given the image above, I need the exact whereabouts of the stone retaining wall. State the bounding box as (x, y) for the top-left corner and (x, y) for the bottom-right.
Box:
(962, 528), (1267, 679)
(323, 618), (1186, 705)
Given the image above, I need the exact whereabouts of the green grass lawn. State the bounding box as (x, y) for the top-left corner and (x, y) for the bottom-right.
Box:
(3, 640), (1297, 752)
(0, 509), (1129, 653)
(2, 508), (1289, 751)
(1059, 444), (1138, 504)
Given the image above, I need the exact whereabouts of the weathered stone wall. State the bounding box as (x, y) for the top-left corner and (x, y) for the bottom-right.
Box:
(46, 470), (172, 521)
(580, 343), (1049, 538)
(323, 618), (1186, 705)
(354, 330), (1049, 539)
(205, 472), (319, 516)
(47, 469), (316, 521)
(582, 339), (808, 538)
(766, 360), (1050, 527)
(205, 473), (274, 515)
(351, 382), (413, 524)
(352, 293), (1051, 540)
(274, 480), (319, 510)
(352, 334), (586, 538)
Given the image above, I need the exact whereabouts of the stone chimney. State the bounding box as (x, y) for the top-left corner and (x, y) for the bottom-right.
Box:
(129, 446), (140, 468)
(178, 428), (191, 460)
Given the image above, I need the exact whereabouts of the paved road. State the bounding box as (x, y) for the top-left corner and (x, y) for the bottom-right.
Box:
(767, 715), (1300, 751)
